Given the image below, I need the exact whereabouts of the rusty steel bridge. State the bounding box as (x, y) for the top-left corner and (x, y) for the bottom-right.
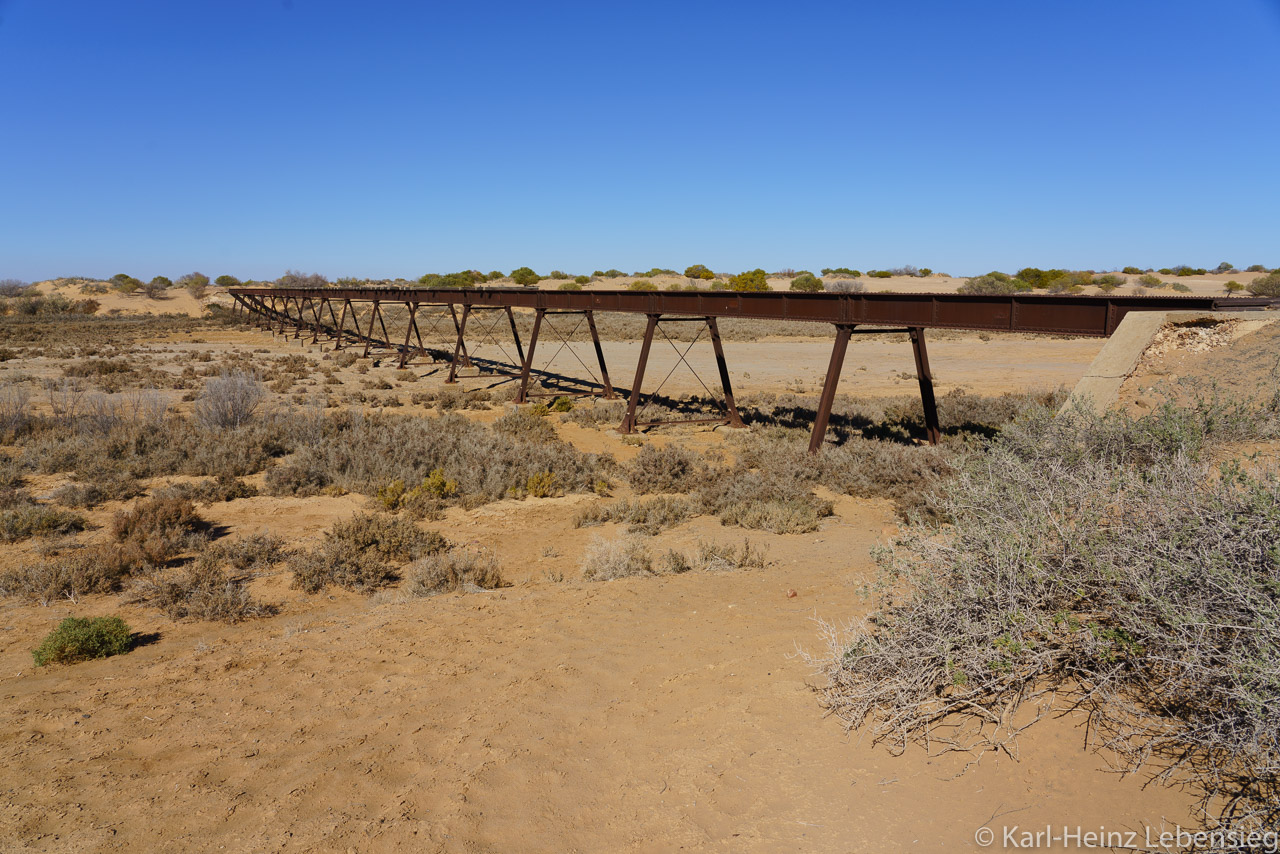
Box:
(228, 287), (1276, 452)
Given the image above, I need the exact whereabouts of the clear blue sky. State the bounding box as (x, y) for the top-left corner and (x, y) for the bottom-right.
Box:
(2, 0), (1277, 282)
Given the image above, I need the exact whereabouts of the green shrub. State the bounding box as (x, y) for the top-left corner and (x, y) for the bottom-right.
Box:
(1247, 271), (1280, 296)
(1170, 282), (1192, 293)
(821, 268), (862, 278)
(683, 264), (715, 280)
(1245, 264), (1270, 273)
(1121, 266), (1145, 275)
(214, 275), (241, 287)
(1225, 280), (1244, 294)
(33, 616), (132, 666)
(627, 279), (657, 291)
(728, 269), (768, 292)
(867, 270), (893, 279)
(573, 275), (590, 285)
(510, 267), (541, 286)
(1014, 268), (1067, 289)
(1137, 273), (1164, 287)
(789, 273), (823, 292)
(523, 470), (559, 497)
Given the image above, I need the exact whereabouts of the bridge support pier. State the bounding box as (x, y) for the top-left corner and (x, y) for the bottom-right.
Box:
(808, 325), (940, 453)
(619, 315), (745, 434)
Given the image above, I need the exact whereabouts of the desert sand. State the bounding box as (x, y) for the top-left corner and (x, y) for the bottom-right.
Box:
(1, 288), (1270, 852)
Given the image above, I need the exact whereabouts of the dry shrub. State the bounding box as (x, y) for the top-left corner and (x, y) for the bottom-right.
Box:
(209, 531), (290, 572)
(193, 371), (266, 429)
(281, 410), (610, 507)
(135, 560), (272, 623)
(264, 460), (331, 496)
(580, 535), (655, 581)
(22, 411), (292, 483)
(697, 468), (833, 534)
(0, 384), (31, 441)
(0, 500), (89, 542)
(159, 474), (258, 504)
(289, 513), (447, 594)
(0, 545), (129, 605)
(625, 444), (704, 494)
(0, 455), (24, 489)
(51, 482), (110, 509)
(809, 396), (1280, 835)
(402, 546), (506, 596)
(574, 495), (696, 534)
(493, 407), (557, 442)
(660, 539), (768, 574)
(111, 496), (206, 566)
(809, 439), (955, 520)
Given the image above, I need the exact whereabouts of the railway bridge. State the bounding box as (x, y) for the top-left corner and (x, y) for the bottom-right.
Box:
(229, 287), (1276, 452)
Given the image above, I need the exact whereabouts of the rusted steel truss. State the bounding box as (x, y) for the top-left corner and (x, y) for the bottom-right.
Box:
(230, 288), (1276, 452)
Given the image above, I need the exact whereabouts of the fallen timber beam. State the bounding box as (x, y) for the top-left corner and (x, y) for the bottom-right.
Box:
(229, 288), (1279, 452)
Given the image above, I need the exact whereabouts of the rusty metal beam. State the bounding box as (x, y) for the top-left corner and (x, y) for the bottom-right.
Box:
(909, 327), (940, 445)
(230, 287), (1277, 337)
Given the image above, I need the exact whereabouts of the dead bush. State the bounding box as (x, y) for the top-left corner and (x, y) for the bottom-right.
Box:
(289, 513), (447, 594)
(160, 474), (258, 504)
(574, 495), (696, 534)
(281, 410), (611, 507)
(402, 545), (506, 596)
(0, 384), (31, 441)
(0, 500), (89, 542)
(660, 539), (769, 574)
(264, 460), (332, 496)
(0, 455), (24, 489)
(625, 444), (704, 494)
(135, 561), (272, 622)
(111, 496), (206, 566)
(193, 371), (266, 429)
(206, 531), (290, 573)
(0, 545), (129, 604)
(493, 407), (557, 442)
(697, 469), (833, 534)
(580, 535), (654, 581)
(51, 482), (108, 508)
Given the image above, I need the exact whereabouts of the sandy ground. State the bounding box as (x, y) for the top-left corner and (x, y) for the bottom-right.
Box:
(0, 309), (1254, 853)
(0, 492), (1198, 853)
